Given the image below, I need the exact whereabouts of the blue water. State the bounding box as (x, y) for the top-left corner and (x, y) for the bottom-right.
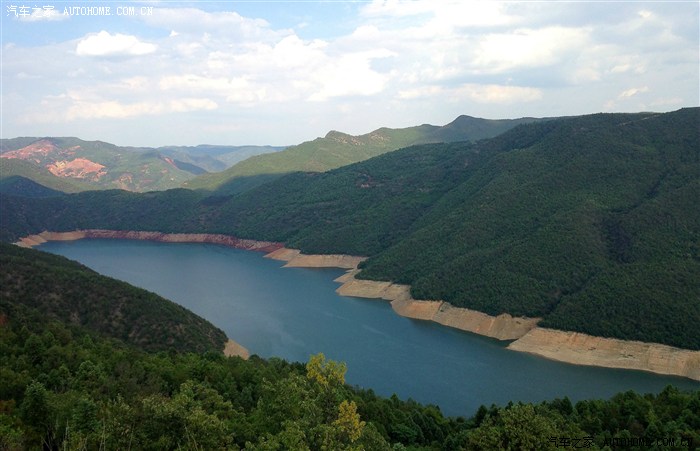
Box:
(39, 239), (699, 417)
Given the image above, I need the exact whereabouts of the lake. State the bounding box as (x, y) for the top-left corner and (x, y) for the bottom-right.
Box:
(39, 238), (699, 417)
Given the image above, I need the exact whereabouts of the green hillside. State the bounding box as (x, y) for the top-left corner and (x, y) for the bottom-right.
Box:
(1, 138), (286, 194)
(1, 109), (698, 349)
(183, 115), (541, 193)
(0, 243), (226, 353)
(1, 244), (698, 449)
(0, 158), (94, 194)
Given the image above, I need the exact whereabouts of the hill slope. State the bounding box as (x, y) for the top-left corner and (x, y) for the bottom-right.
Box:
(183, 115), (541, 193)
(0, 242), (227, 353)
(0, 138), (284, 193)
(158, 144), (285, 172)
(1, 109), (698, 349)
(0, 158), (94, 194)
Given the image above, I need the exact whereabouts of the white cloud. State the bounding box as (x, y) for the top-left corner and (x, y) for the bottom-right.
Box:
(397, 85), (444, 100)
(454, 84), (543, 104)
(619, 86), (649, 98)
(141, 8), (276, 40)
(159, 74), (267, 105)
(76, 31), (157, 57)
(472, 27), (590, 74)
(308, 50), (394, 101)
(64, 97), (217, 120)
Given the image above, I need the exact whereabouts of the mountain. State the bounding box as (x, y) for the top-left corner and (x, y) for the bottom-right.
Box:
(183, 115), (542, 193)
(157, 144), (286, 173)
(0, 137), (285, 193)
(1, 108), (698, 350)
(0, 137), (198, 192)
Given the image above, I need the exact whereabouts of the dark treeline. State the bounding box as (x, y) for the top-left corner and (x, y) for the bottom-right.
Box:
(1, 108), (698, 350)
(1, 244), (699, 450)
(0, 243), (227, 354)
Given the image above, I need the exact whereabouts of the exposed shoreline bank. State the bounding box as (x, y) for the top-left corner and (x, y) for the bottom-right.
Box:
(17, 230), (700, 381)
(15, 229), (284, 253)
(267, 246), (700, 381)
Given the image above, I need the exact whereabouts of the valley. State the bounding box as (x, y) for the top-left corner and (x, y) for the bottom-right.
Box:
(2, 108), (699, 449)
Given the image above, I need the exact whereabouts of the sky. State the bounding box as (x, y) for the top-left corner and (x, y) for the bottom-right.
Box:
(1, 0), (698, 147)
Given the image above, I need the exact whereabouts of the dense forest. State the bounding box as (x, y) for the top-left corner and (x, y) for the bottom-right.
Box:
(0, 243), (227, 354)
(1, 109), (698, 350)
(2, 244), (699, 450)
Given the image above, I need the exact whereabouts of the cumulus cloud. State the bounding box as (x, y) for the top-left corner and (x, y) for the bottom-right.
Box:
(472, 27), (590, 74)
(76, 31), (157, 57)
(308, 50), (395, 101)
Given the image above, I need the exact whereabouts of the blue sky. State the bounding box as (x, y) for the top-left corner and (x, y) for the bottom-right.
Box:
(2, 1), (698, 147)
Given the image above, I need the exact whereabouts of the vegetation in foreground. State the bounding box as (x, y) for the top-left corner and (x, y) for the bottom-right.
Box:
(1, 243), (699, 450)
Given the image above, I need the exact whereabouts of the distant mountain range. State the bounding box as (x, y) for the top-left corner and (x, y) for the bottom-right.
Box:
(184, 115), (544, 193)
(0, 137), (284, 192)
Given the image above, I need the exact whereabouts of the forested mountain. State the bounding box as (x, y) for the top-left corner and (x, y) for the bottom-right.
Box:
(0, 137), (283, 192)
(1, 243), (698, 449)
(183, 115), (542, 193)
(1, 108), (698, 349)
(0, 243), (226, 353)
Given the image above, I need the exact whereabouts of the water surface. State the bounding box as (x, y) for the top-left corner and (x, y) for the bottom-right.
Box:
(39, 239), (699, 417)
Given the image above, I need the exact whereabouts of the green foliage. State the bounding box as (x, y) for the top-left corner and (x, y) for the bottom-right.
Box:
(0, 242), (227, 353)
(1, 109), (699, 349)
(184, 115), (541, 194)
(0, 246), (698, 449)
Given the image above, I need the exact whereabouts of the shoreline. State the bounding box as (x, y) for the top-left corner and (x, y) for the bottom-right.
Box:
(15, 229), (284, 253)
(17, 230), (700, 381)
(17, 230), (267, 359)
(267, 246), (700, 381)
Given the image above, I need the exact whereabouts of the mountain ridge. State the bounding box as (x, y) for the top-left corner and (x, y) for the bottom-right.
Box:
(183, 114), (544, 193)
(0, 137), (284, 193)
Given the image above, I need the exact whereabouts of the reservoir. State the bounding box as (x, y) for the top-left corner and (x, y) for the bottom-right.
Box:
(39, 238), (699, 417)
